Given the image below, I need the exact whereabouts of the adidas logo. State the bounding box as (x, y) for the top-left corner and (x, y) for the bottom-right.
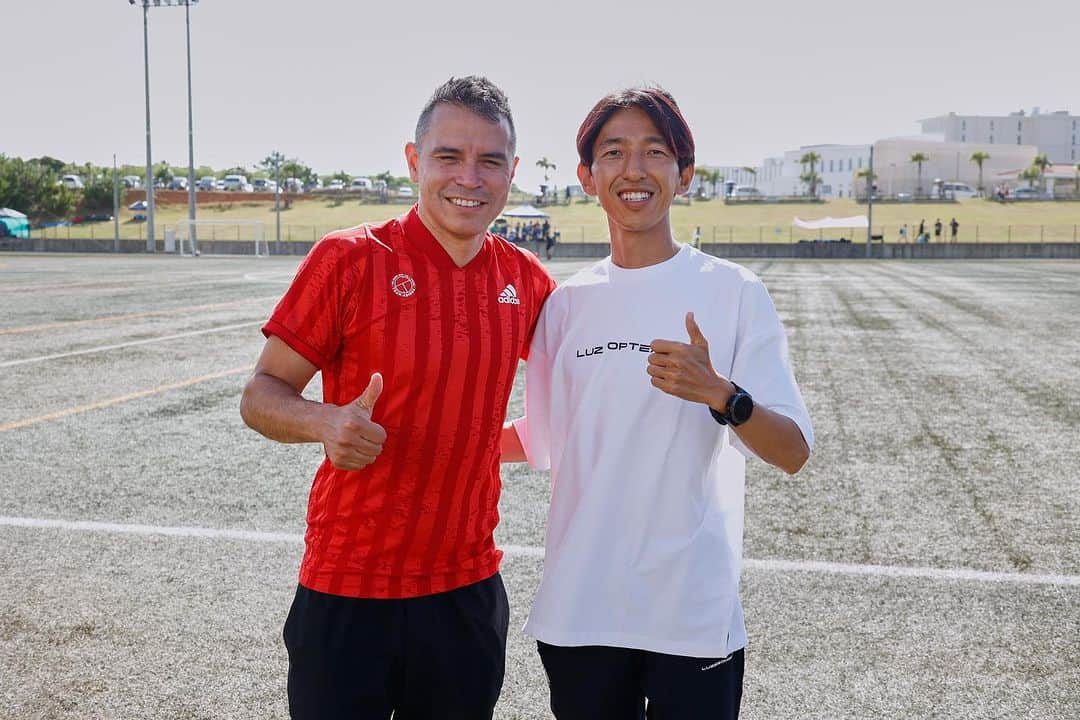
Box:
(497, 284), (521, 305)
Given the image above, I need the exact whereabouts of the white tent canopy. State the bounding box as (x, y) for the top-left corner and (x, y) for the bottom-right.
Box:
(793, 215), (868, 230)
(501, 204), (549, 219)
(0, 208), (28, 219)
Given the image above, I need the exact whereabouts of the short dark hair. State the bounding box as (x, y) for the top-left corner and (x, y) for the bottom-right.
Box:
(415, 76), (516, 153)
(576, 86), (695, 172)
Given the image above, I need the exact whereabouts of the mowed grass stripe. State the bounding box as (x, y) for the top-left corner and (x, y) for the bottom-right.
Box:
(1, 516), (1075, 586)
(0, 296), (279, 336)
(0, 366), (250, 432)
(0, 321), (263, 368)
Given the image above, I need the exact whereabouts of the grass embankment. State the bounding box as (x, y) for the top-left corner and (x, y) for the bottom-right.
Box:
(45, 195), (1080, 243)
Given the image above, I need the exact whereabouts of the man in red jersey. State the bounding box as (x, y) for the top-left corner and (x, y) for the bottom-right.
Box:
(240, 76), (555, 719)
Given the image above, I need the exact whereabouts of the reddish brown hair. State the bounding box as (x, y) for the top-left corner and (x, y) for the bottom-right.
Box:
(576, 87), (695, 172)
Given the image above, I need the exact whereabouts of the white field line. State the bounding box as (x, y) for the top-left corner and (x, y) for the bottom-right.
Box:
(0, 321), (262, 368)
(0, 516), (1075, 587)
(0, 296), (278, 336)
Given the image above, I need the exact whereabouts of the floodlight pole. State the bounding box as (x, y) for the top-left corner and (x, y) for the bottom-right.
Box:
(866, 145), (874, 258)
(184, 0), (198, 254)
(113, 154), (120, 252)
(138, 0), (155, 251)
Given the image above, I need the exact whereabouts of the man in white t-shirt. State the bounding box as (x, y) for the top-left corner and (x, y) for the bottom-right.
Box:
(501, 87), (813, 719)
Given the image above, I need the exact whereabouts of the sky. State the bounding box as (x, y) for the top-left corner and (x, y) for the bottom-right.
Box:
(5, 0), (1079, 192)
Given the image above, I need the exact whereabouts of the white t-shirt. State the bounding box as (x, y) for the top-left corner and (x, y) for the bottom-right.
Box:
(513, 244), (813, 658)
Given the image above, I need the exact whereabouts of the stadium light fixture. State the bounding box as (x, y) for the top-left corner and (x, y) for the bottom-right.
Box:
(129, 0), (200, 253)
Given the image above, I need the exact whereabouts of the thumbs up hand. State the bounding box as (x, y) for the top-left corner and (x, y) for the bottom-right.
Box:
(648, 313), (734, 407)
(323, 372), (388, 470)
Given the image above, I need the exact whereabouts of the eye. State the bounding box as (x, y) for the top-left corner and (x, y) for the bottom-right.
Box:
(602, 149), (622, 158)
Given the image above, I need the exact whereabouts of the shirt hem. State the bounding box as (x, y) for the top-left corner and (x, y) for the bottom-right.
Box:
(524, 623), (746, 658)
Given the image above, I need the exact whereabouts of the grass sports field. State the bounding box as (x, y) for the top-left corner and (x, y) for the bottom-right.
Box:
(1, 253), (1078, 718)
(41, 194), (1080, 245)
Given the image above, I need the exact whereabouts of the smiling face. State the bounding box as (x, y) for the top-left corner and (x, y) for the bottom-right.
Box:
(578, 106), (693, 239)
(406, 103), (517, 250)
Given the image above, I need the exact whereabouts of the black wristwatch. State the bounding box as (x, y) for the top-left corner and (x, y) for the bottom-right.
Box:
(709, 383), (754, 427)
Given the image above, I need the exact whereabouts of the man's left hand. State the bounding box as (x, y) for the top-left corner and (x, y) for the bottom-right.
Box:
(648, 312), (733, 408)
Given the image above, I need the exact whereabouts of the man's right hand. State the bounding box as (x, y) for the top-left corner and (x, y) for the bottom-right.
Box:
(322, 372), (387, 470)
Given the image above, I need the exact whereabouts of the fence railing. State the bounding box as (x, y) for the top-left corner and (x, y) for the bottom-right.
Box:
(27, 222), (1080, 245)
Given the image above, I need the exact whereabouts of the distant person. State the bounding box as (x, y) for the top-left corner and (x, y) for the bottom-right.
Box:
(542, 219), (551, 242)
(545, 224), (557, 260)
(899, 224), (908, 242)
(934, 219), (942, 242)
(565, 186), (571, 204)
(950, 217), (959, 242)
(503, 85), (812, 720)
(918, 219), (926, 238)
(693, 225), (702, 248)
(240, 76), (555, 719)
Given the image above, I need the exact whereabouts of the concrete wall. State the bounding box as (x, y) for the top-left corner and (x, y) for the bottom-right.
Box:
(5, 237), (1079, 260)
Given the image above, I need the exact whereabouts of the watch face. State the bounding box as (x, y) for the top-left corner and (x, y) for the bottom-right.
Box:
(731, 394), (754, 424)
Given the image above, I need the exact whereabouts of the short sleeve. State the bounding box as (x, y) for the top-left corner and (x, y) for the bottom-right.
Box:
(262, 237), (360, 369)
(728, 279), (814, 459)
(521, 269), (557, 361)
(514, 299), (556, 470)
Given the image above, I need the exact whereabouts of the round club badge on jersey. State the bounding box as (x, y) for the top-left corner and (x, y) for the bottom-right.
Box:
(391, 273), (416, 298)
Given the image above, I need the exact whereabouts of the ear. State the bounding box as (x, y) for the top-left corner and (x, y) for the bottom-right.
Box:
(675, 163), (694, 196)
(577, 162), (596, 196)
(510, 155), (519, 183)
(405, 142), (420, 183)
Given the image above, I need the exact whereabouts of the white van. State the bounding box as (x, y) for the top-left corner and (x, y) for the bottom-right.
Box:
(222, 174), (251, 192)
(60, 175), (85, 190)
(197, 176), (217, 191)
(350, 177), (373, 191)
(943, 182), (978, 199)
(729, 185), (762, 199)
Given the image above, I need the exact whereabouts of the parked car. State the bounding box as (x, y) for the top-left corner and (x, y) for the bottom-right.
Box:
(283, 177), (305, 193)
(168, 177), (189, 191)
(214, 179), (226, 191)
(304, 178), (323, 191)
(350, 177), (374, 191)
(222, 174), (253, 192)
(122, 175), (142, 189)
(328, 179), (345, 191)
(196, 176), (217, 191)
(397, 186), (415, 198)
(942, 182), (977, 198)
(729, 185), (761, 199)
(60, 175), (85, 190)
(1012, 187), (1047, 200)
(128, 200), (147, 211)
(253, 178), (277, 193)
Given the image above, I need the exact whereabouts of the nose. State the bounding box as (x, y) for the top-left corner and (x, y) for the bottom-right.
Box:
(623, 151), (647, 181)
(455, 159), (483, 189)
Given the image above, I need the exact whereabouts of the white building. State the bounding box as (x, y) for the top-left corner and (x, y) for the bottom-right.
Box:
(756, 144), (872, 198)
(689, 165), (760, 198)
(921, 108), (1080, 164)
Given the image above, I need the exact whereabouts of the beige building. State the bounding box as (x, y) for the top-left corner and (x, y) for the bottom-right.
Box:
(871, 137), (1038, 195)
(921, 108), (1079, 165)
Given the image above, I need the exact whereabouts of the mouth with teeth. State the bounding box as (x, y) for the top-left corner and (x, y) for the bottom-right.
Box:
(618, 190), (653, 204)
(447, 197), (485, 208)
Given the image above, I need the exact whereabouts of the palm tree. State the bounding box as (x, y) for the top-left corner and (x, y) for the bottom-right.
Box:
(741, 166), (758, 190)
(799, 171), (821, 199)
(799, 152), (821, 198)
(1018, 166), (1040, 188)
(856, 167), (877, 199)
(695, 167), (723, 198)
(970, 151), (991, 194)
(910, 152), (929, 197)
(1032, 153), (1051, 191)
(535, 157), (556, 185)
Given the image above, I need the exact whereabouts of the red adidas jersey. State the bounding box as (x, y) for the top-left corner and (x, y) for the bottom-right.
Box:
(263, 207), (555, 598)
